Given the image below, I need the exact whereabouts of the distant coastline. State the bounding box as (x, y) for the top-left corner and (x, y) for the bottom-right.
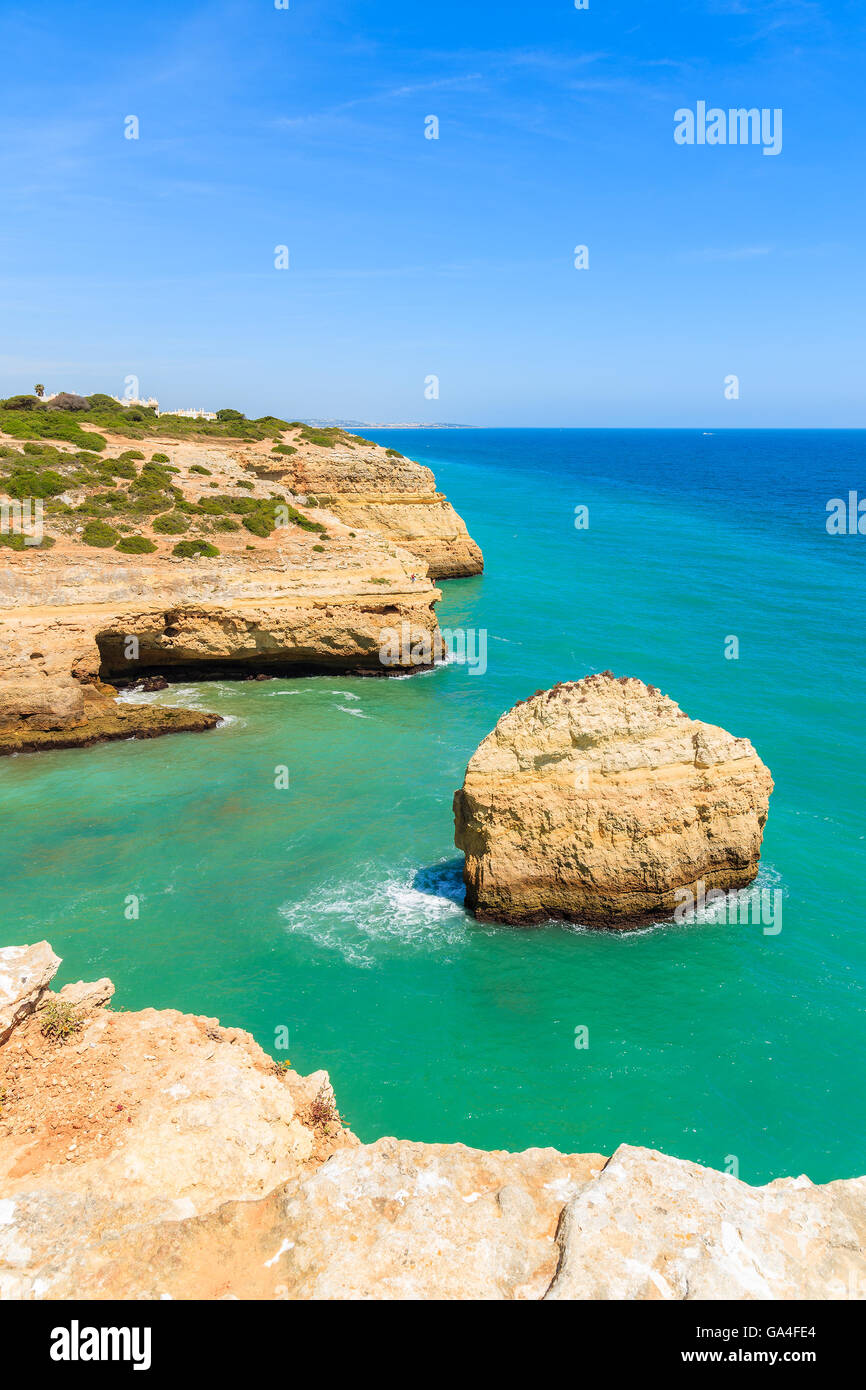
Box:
(300, 419), (480, 430)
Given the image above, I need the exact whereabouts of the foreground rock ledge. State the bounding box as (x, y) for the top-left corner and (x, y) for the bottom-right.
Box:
(453, 673), (774, 928)
(2, 942), (862, 1301)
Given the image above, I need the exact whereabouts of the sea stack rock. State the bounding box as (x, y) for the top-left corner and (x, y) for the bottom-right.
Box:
(453, 674), (773, 928)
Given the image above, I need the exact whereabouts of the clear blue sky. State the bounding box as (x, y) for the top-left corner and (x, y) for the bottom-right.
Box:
(1, 0), (863, 425)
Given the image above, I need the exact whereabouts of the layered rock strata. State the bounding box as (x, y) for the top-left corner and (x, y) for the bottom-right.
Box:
(269, 440), (483, 579)
(1, 943), (861, 1301)
(453, 673), (774, 927)
(0, 422), (471, 752)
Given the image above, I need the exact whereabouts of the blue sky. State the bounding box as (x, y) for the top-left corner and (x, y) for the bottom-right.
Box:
(0, 0), (863, 425)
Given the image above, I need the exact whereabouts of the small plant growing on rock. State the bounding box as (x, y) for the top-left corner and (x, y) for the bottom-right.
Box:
(308, 1081), (338, 1129)
(39, 998), (82, 1044)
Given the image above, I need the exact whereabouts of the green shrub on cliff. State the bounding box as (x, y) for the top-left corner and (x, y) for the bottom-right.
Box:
(243, 512), (271, 538)
(0, 532), (55, 551)
(297, 427), (341, 449)
(196, 497), (227, 516)
(115, 535), (157, 554)
(215, 494), (257, 514)
(1, 466), (68, 499)
(272, 444), (296, 456)
(102, 457), (138, 480)
(172, 539), (220, 558)
(126, 492), (174, 517)
(152, 511), (189, 535)
(150, 452), (170, 463)
(44, 392), (90, 411)
(282, 504), (326, 534)
(82, 520), (119, 548)
(0, 409), (106, 451)
(253, 415), (290, 431)
(190, 464), (211, 475)
(136, 461), (174, 490)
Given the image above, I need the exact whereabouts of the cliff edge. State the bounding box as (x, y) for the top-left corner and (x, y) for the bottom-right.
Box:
(2, 942), (861, 1301)
(0, 414), (480, 753)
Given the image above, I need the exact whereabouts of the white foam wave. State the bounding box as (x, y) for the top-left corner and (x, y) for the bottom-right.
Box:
(278, 861), (468, 966)
(116, 683), (213, 711)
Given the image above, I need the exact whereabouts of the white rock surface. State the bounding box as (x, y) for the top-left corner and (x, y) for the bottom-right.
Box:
(0, 942), (60, 1044)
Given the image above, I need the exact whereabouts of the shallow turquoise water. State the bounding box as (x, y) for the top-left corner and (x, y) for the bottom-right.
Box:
(2, 429), (864, 1183)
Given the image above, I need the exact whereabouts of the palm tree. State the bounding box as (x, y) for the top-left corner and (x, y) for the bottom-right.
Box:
(34, 383), (45, 398)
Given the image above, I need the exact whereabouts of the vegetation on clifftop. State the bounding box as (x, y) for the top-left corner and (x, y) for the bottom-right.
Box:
(0, 395), (408, 558)
(0, 393), (291, 446)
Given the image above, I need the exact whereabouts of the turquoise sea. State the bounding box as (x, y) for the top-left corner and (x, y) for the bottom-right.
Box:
(3, 429), (864, 1184)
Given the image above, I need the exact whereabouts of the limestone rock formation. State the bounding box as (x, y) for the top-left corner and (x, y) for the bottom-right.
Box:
(0, 942), (60, 1044)
(271, 441), (483, 579)
(545, 1145), (866, 1301)
(1, 946), (862, 1300)
(453, 673), (774, 927)
(0, 419), (468, 752)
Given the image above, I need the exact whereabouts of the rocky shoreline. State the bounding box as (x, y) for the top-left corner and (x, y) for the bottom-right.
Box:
(0, 703), (221, 757)
(1, 941), (863, 1301)
(0, 418), (482, 756)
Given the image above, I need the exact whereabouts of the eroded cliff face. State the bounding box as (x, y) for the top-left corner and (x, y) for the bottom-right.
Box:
(453, 673), (774, 927)
(1, 943), (862, 1301)
(268, 435), (484, 580)
(0, 423), (462, 752)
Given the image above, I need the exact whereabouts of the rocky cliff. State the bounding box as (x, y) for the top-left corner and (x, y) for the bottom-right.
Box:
(2, 942), (861, 1301)
(0, 418), (480, 753)
(267, 430), (483, 579)
(454, 673), (774, 927)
